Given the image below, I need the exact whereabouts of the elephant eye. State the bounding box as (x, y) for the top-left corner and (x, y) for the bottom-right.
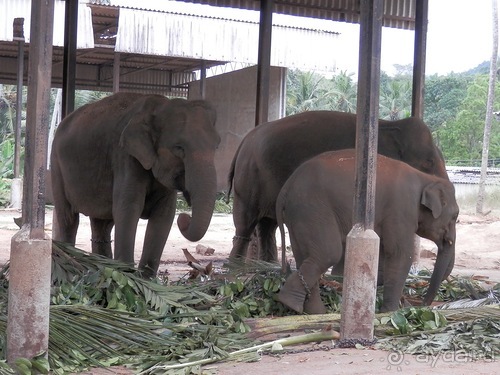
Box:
(172, 145), (185, 158)
(424, 158), (434, 170)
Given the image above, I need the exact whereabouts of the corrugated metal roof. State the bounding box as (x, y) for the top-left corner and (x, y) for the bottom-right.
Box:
(115, 7), (339, 72)
(447, 167), (500, 186)
(168, 0), (416, 30)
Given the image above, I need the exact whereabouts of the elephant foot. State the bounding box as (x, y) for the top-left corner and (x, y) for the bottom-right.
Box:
(91, 238), (113, 258)
(303, 285), (326, 314)
(229, 235), (251, 259)
(277, 271), (307, 313)
(278, 262), (326, 314)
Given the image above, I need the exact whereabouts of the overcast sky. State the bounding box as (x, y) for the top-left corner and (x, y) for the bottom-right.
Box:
(334, 0), (495, 76)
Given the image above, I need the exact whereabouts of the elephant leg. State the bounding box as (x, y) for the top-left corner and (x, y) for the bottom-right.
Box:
(303, 283), (326, 314)
(278, 209), (343, 314)
(255, 218), (278, 262)
(277, 260), (326, 314)
(113, 204), (142, 267)
(380, 239), (414, 312)
(330, 252), (345, 276)
(231, 235), (252, 260)
(229, 196), (258, 259)
(139, 193), (177, 278)
(89, 218), (114, 258)
(53, 206), (79, 245)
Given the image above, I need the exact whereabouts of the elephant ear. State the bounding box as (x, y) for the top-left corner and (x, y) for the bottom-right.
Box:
(421, 182), (444, 219)
(119, 101), (158, 170)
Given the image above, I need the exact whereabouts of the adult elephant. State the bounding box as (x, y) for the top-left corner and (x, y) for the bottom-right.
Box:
(51, 92), (221, 278)
(227, 111), (449, 262)
(276, 149), (459, 313)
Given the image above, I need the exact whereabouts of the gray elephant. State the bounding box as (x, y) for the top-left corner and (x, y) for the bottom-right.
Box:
(51, 92), (221, 278)
(227, 111), (449, 262)
(276, 149), (459, 313)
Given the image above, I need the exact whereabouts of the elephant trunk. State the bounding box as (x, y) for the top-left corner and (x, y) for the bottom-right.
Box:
(177, 156), (217, 242)
(423, 241), (455, 306)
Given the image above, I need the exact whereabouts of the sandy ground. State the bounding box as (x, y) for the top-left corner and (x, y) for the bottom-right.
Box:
(1, 207), (499, 374)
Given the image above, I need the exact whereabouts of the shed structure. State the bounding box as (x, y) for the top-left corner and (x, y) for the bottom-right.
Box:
(5, 0), (428, 362)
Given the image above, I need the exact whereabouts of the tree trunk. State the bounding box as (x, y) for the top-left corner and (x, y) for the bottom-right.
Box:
(477, 0), (499, 215)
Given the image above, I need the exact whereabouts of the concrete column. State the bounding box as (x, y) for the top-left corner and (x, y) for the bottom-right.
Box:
(340, 227), (380, 339)
(7, 231), (52, 361)
(340, 0), (383, 342)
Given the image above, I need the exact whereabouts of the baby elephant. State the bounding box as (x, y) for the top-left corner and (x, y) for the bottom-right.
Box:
(276, 149), (459, 313)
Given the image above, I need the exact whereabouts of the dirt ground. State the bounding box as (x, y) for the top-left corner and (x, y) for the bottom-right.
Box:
(0, 207), (499, 374)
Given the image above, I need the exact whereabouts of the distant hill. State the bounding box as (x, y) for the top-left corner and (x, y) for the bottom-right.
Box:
(464, 60), (491, 75)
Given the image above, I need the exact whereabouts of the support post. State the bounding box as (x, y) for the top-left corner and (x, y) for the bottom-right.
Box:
(340, 0), (383, 341)
(411, 0), (429, 267)
(11, 18), (25, 210)
(411, 0), (428, 118)
(255, 0), (273, 126)
(61, 0), (78, 118)
(113, 52), (120, 93)
(199, 60), (206, 99)
(7, 0), (54, 362)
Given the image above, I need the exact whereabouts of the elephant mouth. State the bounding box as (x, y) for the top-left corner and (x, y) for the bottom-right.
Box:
(182, 190), (192, 206)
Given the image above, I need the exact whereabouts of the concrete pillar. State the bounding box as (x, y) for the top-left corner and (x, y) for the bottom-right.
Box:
(7, 230), (52, 361)
(340, 227), (380, 340)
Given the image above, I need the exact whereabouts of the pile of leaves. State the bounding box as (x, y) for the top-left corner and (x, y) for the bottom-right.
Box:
(375, 309), (500, 360)
(0, 242), (499, 374)
(0, 243), (258, 374)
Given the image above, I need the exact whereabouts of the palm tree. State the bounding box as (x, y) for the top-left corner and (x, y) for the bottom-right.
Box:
(379, 78), (412, 120)
(286, 70), (330, 115)
(327, 70), (357, 113)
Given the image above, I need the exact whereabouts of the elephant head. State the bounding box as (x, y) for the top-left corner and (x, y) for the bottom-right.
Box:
(379, 117), (449, 180)
(120, 96), (221, 242)
(416, 180), (459, 305)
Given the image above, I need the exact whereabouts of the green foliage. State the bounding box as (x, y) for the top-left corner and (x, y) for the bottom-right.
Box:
(1, 242), (499, 373)
(286, 70), (332, 115)
(424, 73), (471, 133)
(404, 268), (495, 303)
(379, 72), (412, 120)
(378, 307), (448, 335)
(176, 193), (233, 214)
(437, 75), (500, 164)
(215, 269), (289, 327)
(326, 70), (358, 113)
(376, 316), (500, 359)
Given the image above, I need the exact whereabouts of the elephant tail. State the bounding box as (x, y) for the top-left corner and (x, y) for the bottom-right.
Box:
(225, 138), (244, 203)
(225, 161), (235, 204)
(276, 193), (288, 274)
(279, 220), (287, 274)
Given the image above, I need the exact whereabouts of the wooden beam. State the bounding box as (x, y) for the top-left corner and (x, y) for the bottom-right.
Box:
(255, 0), (273, 126)
(62, 0), (78, 118)
(412, 0), (429, 118)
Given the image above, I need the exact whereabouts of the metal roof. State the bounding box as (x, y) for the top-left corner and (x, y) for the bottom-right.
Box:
(447, 167), (500, 186)
(171, 0), (416, 30)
